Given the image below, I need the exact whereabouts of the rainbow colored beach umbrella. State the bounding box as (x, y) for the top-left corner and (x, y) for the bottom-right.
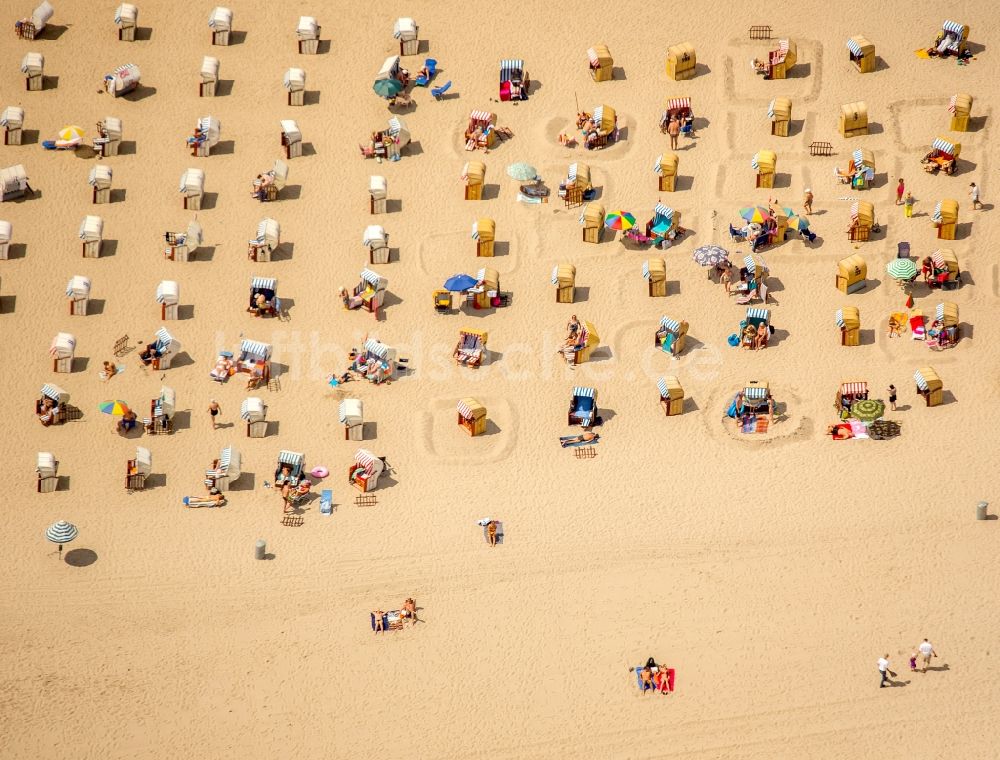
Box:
(739, 205), (773, 223)
(605, 211), (636, 231)
(99, 400), (130, 416)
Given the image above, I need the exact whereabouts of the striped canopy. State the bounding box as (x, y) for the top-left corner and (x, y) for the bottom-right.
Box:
(851, 149), (870, 170)
(278, 450), (304, 466)
(947, 95), (958, 114)
(392, 17), (417, 39)
(835, 309), (846, 328)
(250, 276), (276, 291)
(471, 221), (480, 240)
(41, 383), (66, 401)
(240, 339), (271, 360)
(363, 225), (387, 246)
(772, 40), (790, 63)
(744, 386), (768, 400)
(65, 276), (91, 297)
(931, 249), (949, 268)
(746, 307), (769, 323)
(359, 268), (385, 287)
(354, 448), (377, 475)
(46, 521), (78, 545)
(849, 201), (860, 220)
(586, 47), (601, 65)
(218, 446), (236, 473)
(567, 163), (580, 182)
(154, 327), (174, 349)
(665, 98), (690, 111)
(387, 117), (405, 137)
(840, 382), (867, 395)
(743, 254), (768, 274)
(659, 316), (681, 332)
(572, 386), (596, 398)
(931, 137), (955, 155)
(239, 397), (265, 421)
(767, 99), (776, 118)
(653, 154), (664, 175)
(653, 203), (674, 221)
(656, 378), (670, 398)
(942, 20), (965, 34)
(592, 105), (605, 125)
(846, 38), (865, 56)
(469, 110), (492, 123)
(364, 338), (389, 359)
(931, 202), (943, 223)
(499, 59), (523, 82)
(456, 398), (483, 418)
(914, 369), (930, 390)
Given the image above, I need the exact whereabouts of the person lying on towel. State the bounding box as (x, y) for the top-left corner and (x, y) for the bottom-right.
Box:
(560, 431), (600, 447)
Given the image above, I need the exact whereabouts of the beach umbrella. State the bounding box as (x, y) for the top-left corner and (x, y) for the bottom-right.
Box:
(99, 400), (130, 416)
(605, 211), (636, 231)
(851, 398), (885, 422)
(506, 162), (538, 181)
(887, 258), (917, 281)
(372, 78), (403, 99)
(692, 245), (729, 267)
(786, 214), (811, 232)
(739, 205), (773, 223)
(58, 125), (84, 142)
(46, 520), (78, 559)
(219, 350), (234, 358)
(443, 273), (477, 292)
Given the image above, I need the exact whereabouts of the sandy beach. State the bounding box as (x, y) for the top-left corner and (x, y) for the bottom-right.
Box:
(2, 1), (1000, 757)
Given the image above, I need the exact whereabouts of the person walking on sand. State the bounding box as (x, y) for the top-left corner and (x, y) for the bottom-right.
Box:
(667, 117), (680, 150)
(896, 178), (905, 205)
(904, 191), (915, 218)
(803, 188), (813, 215)
(877, 654), (895, 688)
(208, 400), (221, 429)
(970, 182), (983, 210)
(918, 638), (937, 672)
(888, 384), (897, 411)
(909, 652), (918, 672)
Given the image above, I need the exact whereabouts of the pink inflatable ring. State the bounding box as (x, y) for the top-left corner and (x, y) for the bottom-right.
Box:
(310, 466), (329, 478)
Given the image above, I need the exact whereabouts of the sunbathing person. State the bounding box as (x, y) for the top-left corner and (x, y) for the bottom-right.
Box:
(284, 479), (312, 513)
(640, 666), (655, 692)
(654, 668), (672, 694)
(560, 431), (600, 447)
(752, 57), (769, 75)
(209, 355), (233, 382)
(487, 520), (498, 547)
(373, 610), (384, 633)
(741, 324), (757, 349)
(248, 292), (269, 316)
(827, 423), (853, 440)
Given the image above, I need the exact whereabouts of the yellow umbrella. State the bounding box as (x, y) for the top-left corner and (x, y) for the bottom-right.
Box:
(58, 125), (84, 142)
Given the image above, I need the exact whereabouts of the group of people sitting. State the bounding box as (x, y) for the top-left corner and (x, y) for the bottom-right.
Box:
(372, 597), (418, 632)
(247, 292), (276, 317)
(250, 171), (277, 201)
(36, 396), (60, 426)
(637, 659), (673, 695)
(574, 111), (611, 150)
(275, 464), (312, 514)
(920, 256), (954, 288)
(737, 219), (776, 251)
(740, 322), (770, 350)
(138, 341), (163, 366)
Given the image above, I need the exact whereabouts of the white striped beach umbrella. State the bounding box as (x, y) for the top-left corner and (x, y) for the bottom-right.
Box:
(46, 520), (78, 558)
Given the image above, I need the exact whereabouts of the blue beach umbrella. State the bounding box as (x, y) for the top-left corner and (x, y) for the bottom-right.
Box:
(443, 273), (477, 292)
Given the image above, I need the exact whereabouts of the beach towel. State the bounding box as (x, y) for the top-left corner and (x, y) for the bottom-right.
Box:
(655, 668), (676, 693)
(370, 610), (404, 632)
(914, 49), (931, 59)
(482, 521), (504, 544)
(661, 333), (675, 354)
(740, 416), (757, 434)
(755, 417), (770, 434)
(848, 420), (869, 439)
(910, 314), (925, 339)
(517, 193), (543, 205)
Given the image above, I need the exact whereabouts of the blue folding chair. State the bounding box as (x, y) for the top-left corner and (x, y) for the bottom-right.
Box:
(320, 489), (333, 514)
(431, 80), (452, 100)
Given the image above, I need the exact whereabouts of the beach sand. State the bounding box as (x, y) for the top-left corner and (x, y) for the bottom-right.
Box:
(1, 1), (999, 757)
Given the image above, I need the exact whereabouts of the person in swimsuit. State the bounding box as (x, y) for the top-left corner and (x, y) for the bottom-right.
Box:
(208, 400), (221, 429)
(487, 520), (498, 546)
(403, 598), (417, 625)
(888, 384), (897, 411)
(373, 610), (384, 633)
(639, 666), (655, 693)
